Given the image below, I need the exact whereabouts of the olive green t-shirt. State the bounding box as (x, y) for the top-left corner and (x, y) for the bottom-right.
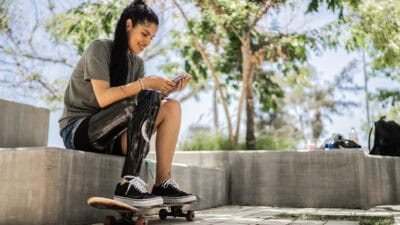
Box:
(58, 39), (145, 131)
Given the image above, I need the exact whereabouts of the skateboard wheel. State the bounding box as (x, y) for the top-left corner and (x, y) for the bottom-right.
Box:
(136, 216), (147, 225)
(104, 216), (115, 225)
(159, 208), (168, 220)
(186, 210), (195, 221)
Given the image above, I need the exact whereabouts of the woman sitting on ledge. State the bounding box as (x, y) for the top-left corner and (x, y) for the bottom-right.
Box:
(58, 0), (196, 208)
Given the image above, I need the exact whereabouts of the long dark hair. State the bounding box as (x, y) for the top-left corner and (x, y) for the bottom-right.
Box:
(110, 0), (159, 87)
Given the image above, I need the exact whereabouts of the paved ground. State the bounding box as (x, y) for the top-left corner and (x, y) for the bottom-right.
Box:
(92, 205), (400, 225)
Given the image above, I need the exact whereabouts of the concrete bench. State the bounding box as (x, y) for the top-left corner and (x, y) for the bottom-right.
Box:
(148, 149), (400, 209)
(0, 148), (227, 225)
(0, 99), (49, 147)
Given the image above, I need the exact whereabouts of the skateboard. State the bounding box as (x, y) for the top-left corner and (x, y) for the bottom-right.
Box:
(87, 197), (196, 225)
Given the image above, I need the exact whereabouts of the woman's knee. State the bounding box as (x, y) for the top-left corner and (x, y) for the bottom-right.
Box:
(162, 98), (181, 115)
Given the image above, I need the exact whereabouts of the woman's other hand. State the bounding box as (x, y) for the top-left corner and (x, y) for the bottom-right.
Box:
(164, 75), (191, 95)
(142, 76), (176, 93)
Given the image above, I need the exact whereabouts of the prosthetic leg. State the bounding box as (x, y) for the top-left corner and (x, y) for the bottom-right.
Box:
(121, 90), (161, 177)
(86, 90), (161, 176)
(87, 97), (136, 153)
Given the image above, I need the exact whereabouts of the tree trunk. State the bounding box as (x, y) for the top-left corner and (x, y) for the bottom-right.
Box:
(213, 84), (219, 134)
(234, 34), (251, 145)
(246, 64), (256, 150)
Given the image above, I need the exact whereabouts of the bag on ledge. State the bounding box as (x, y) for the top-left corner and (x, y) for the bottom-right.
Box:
(369, 116), (400, 156)
(320, 134), (361, 149)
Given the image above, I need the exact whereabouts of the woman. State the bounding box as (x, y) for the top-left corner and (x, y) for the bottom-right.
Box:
(58, 0), (196, 208)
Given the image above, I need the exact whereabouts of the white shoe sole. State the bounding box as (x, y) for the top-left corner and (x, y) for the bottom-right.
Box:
(162, 195), (197, 204)
(114, 196), (163, 208)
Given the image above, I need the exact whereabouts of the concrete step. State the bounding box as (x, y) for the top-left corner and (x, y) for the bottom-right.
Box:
(148, 150), (400, 209)
(0, 98), (49, 147)
(0, 147), (226, 225)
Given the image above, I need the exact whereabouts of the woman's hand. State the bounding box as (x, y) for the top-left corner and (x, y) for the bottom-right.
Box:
(163, 75), (191, 95)
(142, 76), (176, 93)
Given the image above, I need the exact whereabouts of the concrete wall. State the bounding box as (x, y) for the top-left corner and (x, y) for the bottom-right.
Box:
(0, 99), (49, 147)
(2, 148), (399, 225)
(0, 148), (226, 225)
(229, 150), (363, 208)
(148, 149), (400, 209)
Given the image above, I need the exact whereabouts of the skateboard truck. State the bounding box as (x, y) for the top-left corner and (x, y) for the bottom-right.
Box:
(103, 213), (147, 225)
(158, 205), (195, 221)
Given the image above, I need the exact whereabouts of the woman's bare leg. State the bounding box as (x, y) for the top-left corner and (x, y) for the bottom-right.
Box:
(153, 99), (181, 186)
(120, 98), (181, 185)
(121, 132), (128, 156)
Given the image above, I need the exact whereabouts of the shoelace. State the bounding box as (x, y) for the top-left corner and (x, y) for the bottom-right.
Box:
(124, 176), (148, 195)
(162, 179), (180, 191)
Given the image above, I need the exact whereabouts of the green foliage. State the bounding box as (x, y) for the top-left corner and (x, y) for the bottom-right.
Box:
(178, 0), (320, 115)
(174, 0), (349, 148)
(180, 133), (232, 151)
(307, 0), (361, 19)
(180, 131), (296, 151)
(0, 0), (11, 32)
(372, 90), (400, 107)
(307, 0), (399, 119)
(343, 0), (400, 113)
(255, 132), (298, 150)
(254, 70), (284, 112)
(182, 45), (209, 82)
(274, 213), (394, 225)
(346, 0), (400, 73)
(47, 1), (129, 54)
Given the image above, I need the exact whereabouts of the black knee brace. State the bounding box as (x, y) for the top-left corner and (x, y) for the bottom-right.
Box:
(121, 90), (161, 177)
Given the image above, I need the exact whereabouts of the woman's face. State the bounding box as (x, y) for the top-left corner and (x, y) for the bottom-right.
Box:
(126, 19), (158, 54)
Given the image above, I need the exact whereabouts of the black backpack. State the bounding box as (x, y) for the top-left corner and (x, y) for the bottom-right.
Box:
(369, 117), (400, 156)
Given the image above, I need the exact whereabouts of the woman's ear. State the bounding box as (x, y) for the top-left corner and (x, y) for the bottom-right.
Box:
(126, 19), (133, 32)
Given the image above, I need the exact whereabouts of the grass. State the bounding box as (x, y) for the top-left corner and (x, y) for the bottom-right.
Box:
(274, 213), (395, 225)
(179, 132), (297, 151)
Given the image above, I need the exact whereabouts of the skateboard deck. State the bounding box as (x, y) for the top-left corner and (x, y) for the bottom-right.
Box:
(88, 196), (196, 225)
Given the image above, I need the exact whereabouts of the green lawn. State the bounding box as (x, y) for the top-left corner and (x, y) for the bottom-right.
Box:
(274, 213), (395, 225)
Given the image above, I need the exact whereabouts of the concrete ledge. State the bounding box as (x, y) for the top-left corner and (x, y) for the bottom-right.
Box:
(0, 148), (226, 225)
(148, 149), (400, 209)
(0, 99), (49, 147)
(3, 148), (399, 224)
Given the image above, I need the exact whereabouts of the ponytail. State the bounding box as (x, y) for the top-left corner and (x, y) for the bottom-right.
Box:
(109, 0), (158, 87)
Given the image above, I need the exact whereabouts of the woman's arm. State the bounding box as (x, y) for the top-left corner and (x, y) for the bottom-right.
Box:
(91, 76), (176, 108)
(91, 79), (142, 108)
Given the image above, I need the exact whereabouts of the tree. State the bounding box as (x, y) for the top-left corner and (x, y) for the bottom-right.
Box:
(47, 0), (169, 60)
(171, 0), (364, 149)
(260, 60), (361, 147)
(325, 0), (400, 120)
(172, 0), (326, 149)
(47, 0), (208, 105)
(0, 0), (74, 108)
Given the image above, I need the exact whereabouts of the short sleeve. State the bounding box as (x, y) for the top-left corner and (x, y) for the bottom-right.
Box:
(137, 58), (145, 79)
(83, 40), (111, 82)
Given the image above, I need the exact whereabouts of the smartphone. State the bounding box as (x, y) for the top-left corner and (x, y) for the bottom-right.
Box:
(172, 72), (190, 84)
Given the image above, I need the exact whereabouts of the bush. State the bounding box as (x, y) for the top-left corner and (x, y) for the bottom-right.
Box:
(179, 132), (297, 151)
(180, 133), (233, 151)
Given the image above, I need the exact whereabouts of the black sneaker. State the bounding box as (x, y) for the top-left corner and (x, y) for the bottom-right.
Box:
(113, 176), (163, 208)
(151, 179), (197, 204)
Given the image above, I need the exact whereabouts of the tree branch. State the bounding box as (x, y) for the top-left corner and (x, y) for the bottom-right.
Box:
(22, 53), (74, 67)
(0, 44), (74, 68)
(173, 0), (234, 144)
(248, 0), (276, 33)
(207, 1), (244, 43)
(28, 0), (40, 56)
